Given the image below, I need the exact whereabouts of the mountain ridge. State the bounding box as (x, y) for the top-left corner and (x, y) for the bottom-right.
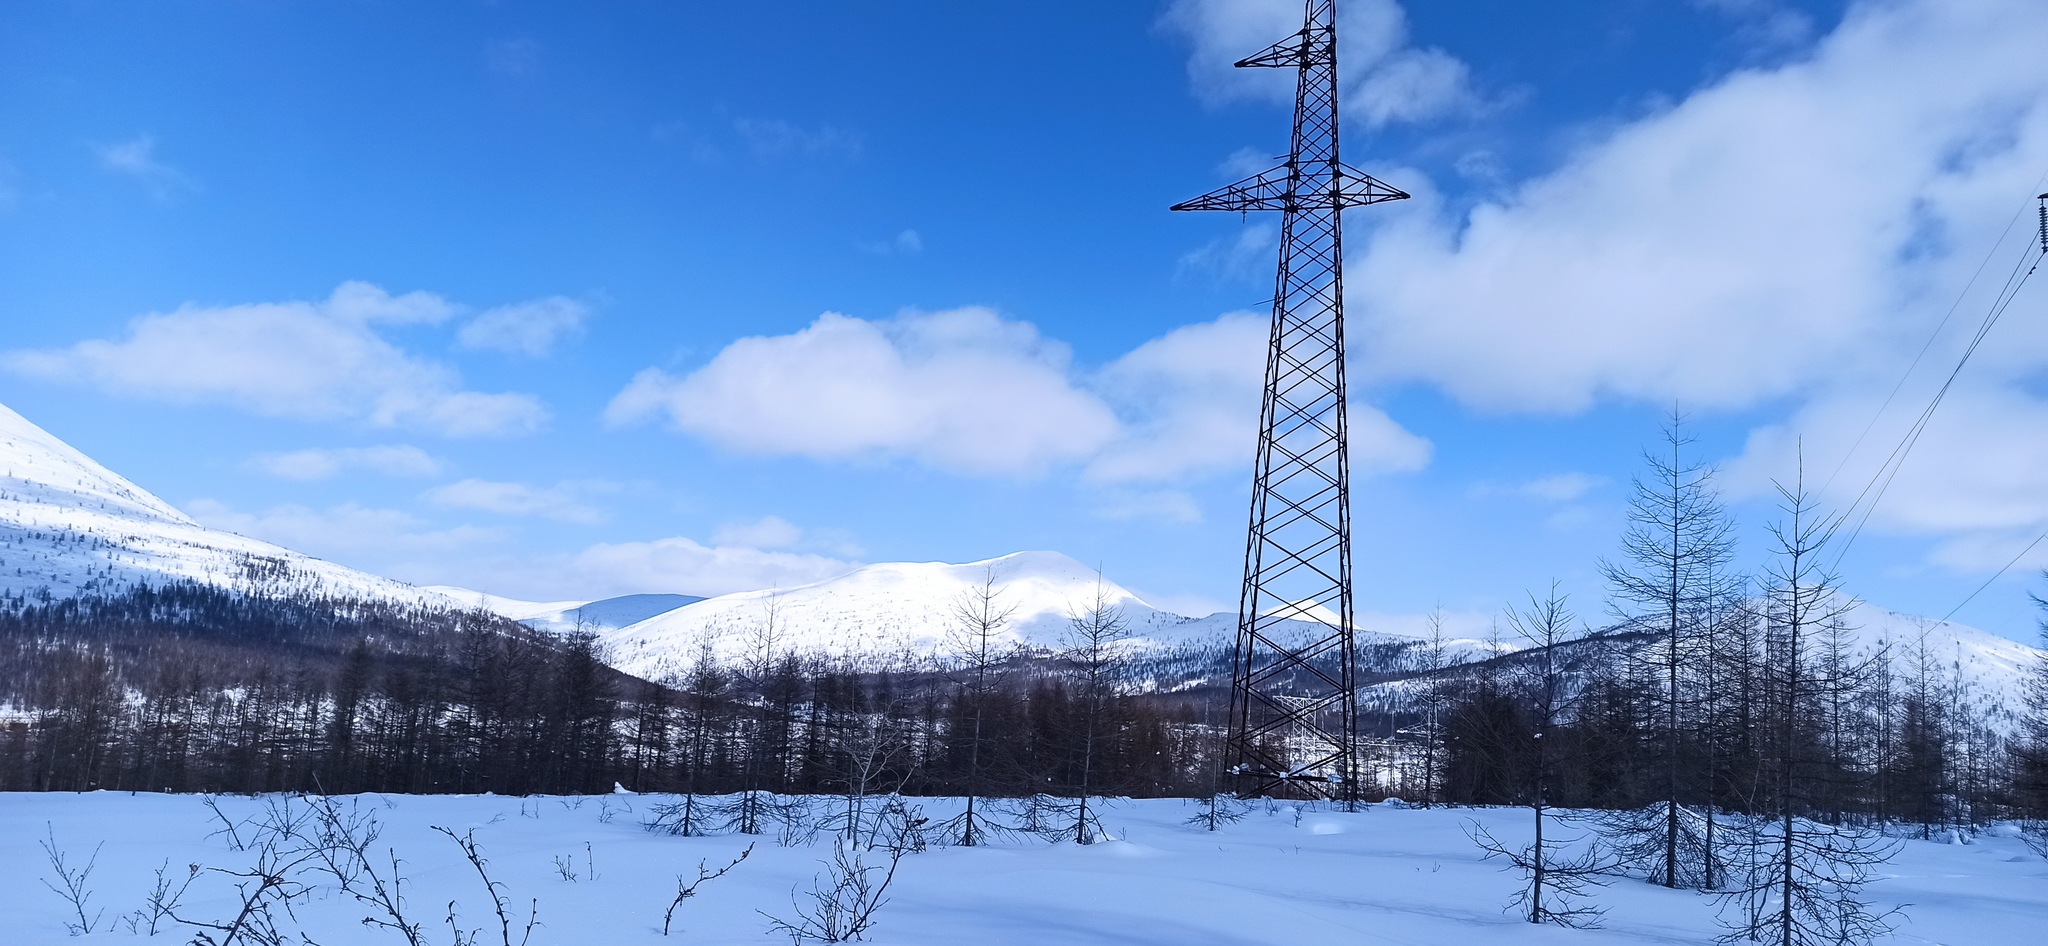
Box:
(0, 397), (2038, 716)
(0, 401), (453, 608)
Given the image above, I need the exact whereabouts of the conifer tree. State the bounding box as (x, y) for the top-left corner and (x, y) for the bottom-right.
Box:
(1063, 575), (1129, 844)
(1600, 413), (1737, 889)
(1719, 465), (1894, 946)
(944, 565), (1016, 846)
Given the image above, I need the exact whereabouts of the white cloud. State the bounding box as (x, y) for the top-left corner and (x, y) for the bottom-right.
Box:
(325, 280), (455, 325)
(457, 297), (589, 357)
(712, 515), (805, 550)
(2, 282), (547, 437)
(1091, 489), (1204, 524)
(1728, 383), (2048, 538)
(1176, 223), (1278, 283)
(1158, 0), (1481, 128)
(439, 536), (859, 601)
(186, 499), (500, 556)
(96, 134), (196, 198)
(607, 308), (1122, 476)
(1349, 0), (2048, 415)
(485, 37), (543, 77)
(188, 497), (854, 601)
(425, 479), (607, 524)
(609, 307), (1431, 482)
(1088, 312), (1430, 482)
(733, 118), (862, 157)
(1472, 473), (1607, 503)
(251, 445), (443, 481)
(564, 536), (854, 597)
(1325, 0), (2048, 575)
(858, 230), (924, 256)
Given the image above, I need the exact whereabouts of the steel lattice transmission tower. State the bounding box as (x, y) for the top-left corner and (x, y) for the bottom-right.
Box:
(1172, 0), (1408, 800)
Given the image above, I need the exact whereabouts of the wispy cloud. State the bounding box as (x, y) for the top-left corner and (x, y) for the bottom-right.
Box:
(425, 478), (608, 524)
(95, 135), (197, 199)
(250, 445), (443, 481)
(186, 499), (500, 556)
(485, 37), (544, 77)
(857, 229), (924, 256)
(1471, 473), (1607, 503)
(1176, 223), (1277, 283)
(733, 118), (862, 158)
(458, 297), (589, 357)
(3, 282), (547, 437)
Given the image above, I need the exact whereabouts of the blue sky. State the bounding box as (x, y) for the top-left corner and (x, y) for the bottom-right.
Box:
(7, 0), (2048, 644)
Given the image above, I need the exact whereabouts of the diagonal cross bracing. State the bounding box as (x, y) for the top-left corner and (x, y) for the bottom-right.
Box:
(1171, 0), (1409, 800)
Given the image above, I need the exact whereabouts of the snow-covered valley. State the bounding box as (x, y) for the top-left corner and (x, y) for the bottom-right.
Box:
(4, 791), (2043, 945)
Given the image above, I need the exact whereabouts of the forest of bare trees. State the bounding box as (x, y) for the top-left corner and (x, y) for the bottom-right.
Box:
(0, 580), (1200, 803)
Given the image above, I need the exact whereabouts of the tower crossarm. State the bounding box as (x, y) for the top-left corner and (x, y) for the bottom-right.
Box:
(1235, 28), (1323, 70)
(1170, 161), (1410, 214)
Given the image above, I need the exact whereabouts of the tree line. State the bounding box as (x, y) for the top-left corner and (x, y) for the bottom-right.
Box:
(0, 578), (1209, 808)
(1374, 418), (2048, 943)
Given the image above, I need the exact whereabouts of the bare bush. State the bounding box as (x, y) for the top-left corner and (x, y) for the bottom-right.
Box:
(762, 803), (921, 943)
(1471, 819), (1612, 928)
(434, 826), (539, 946)
(663, 844), (752, 936)
(643, 794), (707, 838)
(303, 795), (425, 945)
(1186, 793), (1250, 831)
(170, 819), (325, 946)
(202, 794), (249, 851)
(154, 794), (535, 946)
(122, 859), (199, 936)
(2023, 820), (2048, 860)
(38, 823), (104, 935)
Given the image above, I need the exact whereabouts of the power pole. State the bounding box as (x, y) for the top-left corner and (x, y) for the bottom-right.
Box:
(1173, 0), (1408, 800)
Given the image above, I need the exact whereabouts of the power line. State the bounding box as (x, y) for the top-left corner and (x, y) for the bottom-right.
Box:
(1939, 531), (2047, 625)
(1825, 193), (2048, 571)
(1817, 188), (2044, 499)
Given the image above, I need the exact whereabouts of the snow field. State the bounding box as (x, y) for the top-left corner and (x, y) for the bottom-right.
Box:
(3, 792), (2044, 945)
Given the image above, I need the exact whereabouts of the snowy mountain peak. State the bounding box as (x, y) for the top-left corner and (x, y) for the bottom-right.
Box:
(1832, 601), (2041, 718)
(0, 399), (447, 606)
(0, 401), (195, 528)
(594, 550), (1182, 680)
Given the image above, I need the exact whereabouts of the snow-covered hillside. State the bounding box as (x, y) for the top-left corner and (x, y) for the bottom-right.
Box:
(2, 396), (2038, 709)
(0, 401), (449, 608)
(597, 551), (1249, 679)
(1423, 598), (2045, 731)
(1827, 600), (2041, 723)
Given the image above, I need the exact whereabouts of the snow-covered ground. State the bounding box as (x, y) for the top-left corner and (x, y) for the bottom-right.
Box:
(3, 791), (2042, 945)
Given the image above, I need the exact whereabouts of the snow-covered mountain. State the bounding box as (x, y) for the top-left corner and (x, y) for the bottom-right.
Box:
(1410, 599), (2044, 731)
(1817, 601), (2041, 725)
(0, 401), (450, 608)
(596, 550), (1252, 680)
(2, 396), (2038, 710)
